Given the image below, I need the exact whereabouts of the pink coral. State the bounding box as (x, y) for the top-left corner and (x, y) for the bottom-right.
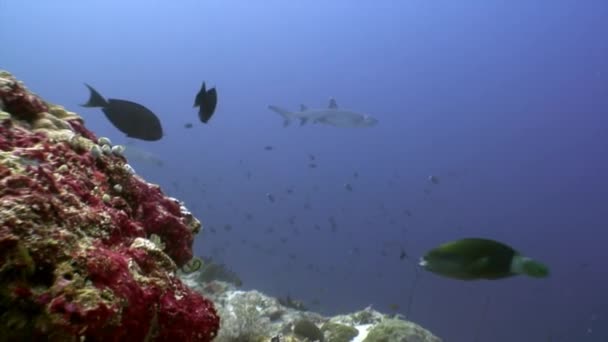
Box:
(0, 71), (219, 341)
(0, 73), (48, 121)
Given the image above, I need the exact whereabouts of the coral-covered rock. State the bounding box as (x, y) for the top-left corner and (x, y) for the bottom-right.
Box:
(0, 70), (219, 341)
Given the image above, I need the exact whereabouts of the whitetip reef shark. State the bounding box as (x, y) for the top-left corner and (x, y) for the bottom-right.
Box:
(268, 98), (378, 128)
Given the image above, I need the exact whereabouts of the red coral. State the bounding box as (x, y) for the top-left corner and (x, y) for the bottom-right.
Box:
(0, 72), (219, 341)
(67, 118), (97, 141)
(0, 120), (45, 150)
(126, 176), (195, 267)
(0, 74), (48, 121)
(156, 280), (220, 342)
(77, 245), (219, 342)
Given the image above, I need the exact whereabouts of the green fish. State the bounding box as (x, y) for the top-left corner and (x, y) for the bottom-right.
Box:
(419, 238), (549, 280)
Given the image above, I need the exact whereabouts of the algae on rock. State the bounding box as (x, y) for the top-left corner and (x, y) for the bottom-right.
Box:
(363, 318), (442, 342)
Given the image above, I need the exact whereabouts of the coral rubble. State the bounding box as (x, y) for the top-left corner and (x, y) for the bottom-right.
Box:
(0, 71), (219, 341)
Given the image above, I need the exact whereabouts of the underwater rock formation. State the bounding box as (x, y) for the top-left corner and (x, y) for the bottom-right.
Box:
(181, 271), (443, 342)
(0, 71), (219, 341)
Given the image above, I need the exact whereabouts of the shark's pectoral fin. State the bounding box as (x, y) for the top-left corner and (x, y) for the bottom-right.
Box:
(328, 97), (338, 109)
(299, 117), (309, 126)
(269, 105), (293, 127)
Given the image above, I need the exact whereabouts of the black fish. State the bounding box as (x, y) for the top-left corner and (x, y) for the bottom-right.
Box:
(194, 82), (217, 123)
(81, 84), (163, 141)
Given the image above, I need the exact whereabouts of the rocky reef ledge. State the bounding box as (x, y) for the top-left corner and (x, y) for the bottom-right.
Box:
(0, 70), (219, 341)
(181, 270), (442, 342)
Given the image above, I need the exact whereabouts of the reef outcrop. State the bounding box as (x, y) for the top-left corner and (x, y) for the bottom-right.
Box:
(0, 71), (219, 341)
(180, 271), (443, 342)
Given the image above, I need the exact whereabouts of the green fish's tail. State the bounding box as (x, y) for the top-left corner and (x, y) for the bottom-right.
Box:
(512, 256), (550, 278)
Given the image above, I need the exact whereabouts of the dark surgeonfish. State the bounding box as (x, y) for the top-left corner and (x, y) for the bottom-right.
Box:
(81, 84), (163, 141)
(194, 82), (217, 123)
(419, 238), (549, 280)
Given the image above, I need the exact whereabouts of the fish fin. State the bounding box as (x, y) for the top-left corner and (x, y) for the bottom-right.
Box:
(268, 105), (293, 127)
(194, 82), (207, 107)
(512, 256), (549, 278)
(81, 83), (108, 107)
(300, 104), (308, 111)
(299, 117), (309, 126)
(328, 97), (338, 109)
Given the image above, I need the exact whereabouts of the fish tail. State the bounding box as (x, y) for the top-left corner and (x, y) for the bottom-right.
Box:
(81, 83), (108, 107)
(513, 256), (549, 278)
(268, 105), (292, 127)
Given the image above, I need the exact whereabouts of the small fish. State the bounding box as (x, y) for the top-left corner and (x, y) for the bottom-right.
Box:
(420, 238), (550, 280)
(399, 248), (408, 260)
(344, 183), (353, 191)
(194, 82), (218, 123)
(328, 217), (338, 232)
(184, 122), (193, 128)
(266, 193), (275, 203)
(428, 175), (440, 184)
(308, 154), (316, 161)
(264, 145), (274, 151)
(308, 163), (317, 168)
(81, 84), (163, 141)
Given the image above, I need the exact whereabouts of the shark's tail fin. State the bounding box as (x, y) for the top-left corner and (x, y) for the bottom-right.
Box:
(268, 105), (293, 127)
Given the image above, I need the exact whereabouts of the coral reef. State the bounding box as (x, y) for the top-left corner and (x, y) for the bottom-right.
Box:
(180, 256), (243, 287)
(320, 322), (359, 342)
(181, 270), (443, 342)
(362, 317), (439, 342)
(0, 71), (219, 341)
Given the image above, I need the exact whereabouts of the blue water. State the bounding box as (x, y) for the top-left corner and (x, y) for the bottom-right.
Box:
(2, 1), (607, 341)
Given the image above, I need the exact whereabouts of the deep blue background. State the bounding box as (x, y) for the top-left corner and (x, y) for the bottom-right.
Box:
(2, 1), (607, 341)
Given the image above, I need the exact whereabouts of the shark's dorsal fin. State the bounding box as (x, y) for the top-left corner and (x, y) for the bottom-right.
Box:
(300, 104), (308, 111)
(328, 97), (338, 109)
